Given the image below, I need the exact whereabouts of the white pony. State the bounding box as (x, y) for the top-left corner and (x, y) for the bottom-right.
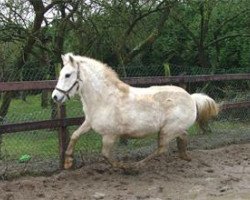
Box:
(52, 53), (219, 169)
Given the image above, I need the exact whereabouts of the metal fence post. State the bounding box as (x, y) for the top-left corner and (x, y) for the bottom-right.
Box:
(58, 104), (69, 169)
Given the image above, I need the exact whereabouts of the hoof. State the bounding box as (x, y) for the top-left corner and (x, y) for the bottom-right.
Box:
(64, 156), (74, 169)
(122, 167), (140, 175)
(112, 162), (129, 170)
(112, 162), (135, 170)
(120, 163), (140, 175)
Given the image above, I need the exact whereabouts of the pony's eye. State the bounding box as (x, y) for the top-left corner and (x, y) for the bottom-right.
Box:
(65, 74), (71, 78)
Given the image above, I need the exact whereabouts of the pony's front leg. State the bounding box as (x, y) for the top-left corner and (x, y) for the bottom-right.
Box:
(64, 121), (91, 169)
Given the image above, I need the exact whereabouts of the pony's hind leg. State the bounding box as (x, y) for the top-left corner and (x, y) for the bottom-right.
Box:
(102, 135), (137, 169)
(197, 121), (212, 134)
(135, 130), (170, 167)
(177, 131), (191, 161)
(64, 121), (91, 169)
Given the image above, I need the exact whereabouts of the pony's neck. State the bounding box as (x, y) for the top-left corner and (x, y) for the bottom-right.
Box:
(78, 58), (129, 107)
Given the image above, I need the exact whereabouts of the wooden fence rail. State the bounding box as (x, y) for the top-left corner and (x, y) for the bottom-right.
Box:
(0, 117), (85, 134)
(0, 73), (249, 91)
(0, 73), (250, 168)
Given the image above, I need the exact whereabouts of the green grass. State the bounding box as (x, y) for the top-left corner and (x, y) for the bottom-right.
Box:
(8, 95), (49, 117)
(2, 94), (83, 123)
(2, 130), (102, 160)
(3, 131), (58, 159)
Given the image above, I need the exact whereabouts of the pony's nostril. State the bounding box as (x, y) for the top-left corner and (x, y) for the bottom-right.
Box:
(53, 95), (58, 101)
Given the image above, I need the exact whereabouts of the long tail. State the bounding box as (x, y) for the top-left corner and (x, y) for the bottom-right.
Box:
(191, 93), (220, 133)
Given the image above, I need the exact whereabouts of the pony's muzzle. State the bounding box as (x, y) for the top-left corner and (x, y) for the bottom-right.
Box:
(52, 91), (65, 103)
(53, 94), (58, 102)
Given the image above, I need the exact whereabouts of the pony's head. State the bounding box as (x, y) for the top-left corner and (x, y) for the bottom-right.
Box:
(52, 53), (81, 103)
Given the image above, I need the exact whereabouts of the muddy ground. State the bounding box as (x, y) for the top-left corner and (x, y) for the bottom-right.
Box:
(0, 143), (249, 200)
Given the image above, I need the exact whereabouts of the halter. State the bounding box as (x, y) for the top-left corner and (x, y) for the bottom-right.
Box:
(55, 65), (82, 100)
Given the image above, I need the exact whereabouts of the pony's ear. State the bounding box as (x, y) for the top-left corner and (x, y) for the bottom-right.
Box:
(69, 55), (74, 64)
(61, 55), (67, 65)
(68, 55), (77, 68)
(61, 53), (77, 67)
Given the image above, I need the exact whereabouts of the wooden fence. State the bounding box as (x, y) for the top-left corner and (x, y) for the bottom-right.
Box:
(0, 73), (250, 168)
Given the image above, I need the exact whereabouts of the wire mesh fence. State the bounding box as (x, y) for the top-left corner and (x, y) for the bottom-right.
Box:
(0, 65), (249, 179)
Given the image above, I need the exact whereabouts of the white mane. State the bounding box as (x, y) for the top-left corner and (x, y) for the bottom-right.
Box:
(65, 53), (129, 95)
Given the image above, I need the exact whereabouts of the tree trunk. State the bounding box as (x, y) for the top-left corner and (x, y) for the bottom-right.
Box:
(213, 31), (221, 70)
(0, 92), (13, 121)
(198, 45), (211, 68)
(0, 134), (2, 159)
(0, 92), (12, 158)
(50, 99), (58, 120)
(41, 91), (49, 108)
(49, 65), (57, 119)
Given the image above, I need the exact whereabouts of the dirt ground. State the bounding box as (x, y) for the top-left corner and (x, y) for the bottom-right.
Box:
(0, 143), (249, 200)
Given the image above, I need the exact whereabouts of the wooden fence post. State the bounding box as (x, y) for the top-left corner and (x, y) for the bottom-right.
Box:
(55, 63), (69, 169)
(58, 104), (69, 169)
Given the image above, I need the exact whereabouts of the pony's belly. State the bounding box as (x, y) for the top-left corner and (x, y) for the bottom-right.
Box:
(92, 116), (159, 137)
(120, 131), (157, 139)
(121, 130), (156, 139)
(122, 120), (160, 137)
(93, 123), (158, 137)
(91, 104), (162, 136)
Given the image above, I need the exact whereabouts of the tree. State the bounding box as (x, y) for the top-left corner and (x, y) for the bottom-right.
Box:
(62, 0), (175, 76)
(170, 0), (250, 70)
(0, 0), (70, 120)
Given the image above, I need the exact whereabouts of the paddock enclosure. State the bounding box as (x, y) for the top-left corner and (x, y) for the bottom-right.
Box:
(0, 67), (249, 199)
